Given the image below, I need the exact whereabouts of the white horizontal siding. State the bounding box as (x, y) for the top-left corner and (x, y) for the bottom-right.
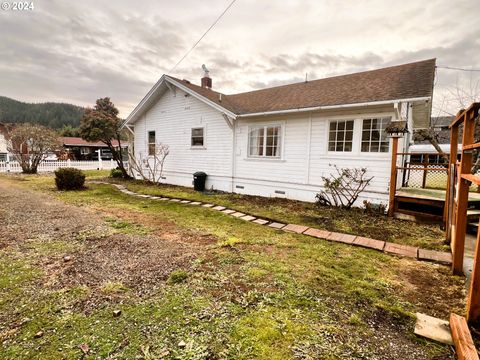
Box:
(234, 117), (309, 184)
(234, 108), (396, 205)
(133, 88), (233, 191)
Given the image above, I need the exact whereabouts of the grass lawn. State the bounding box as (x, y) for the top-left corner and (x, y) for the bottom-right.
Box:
(0, 172), (465, 359)
(114, 178), (448, 251)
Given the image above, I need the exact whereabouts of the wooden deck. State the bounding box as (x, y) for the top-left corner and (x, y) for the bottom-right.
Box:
(394, 188), (480, 223)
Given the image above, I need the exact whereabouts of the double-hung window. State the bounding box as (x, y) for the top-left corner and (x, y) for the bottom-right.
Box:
(191, 128), (204, 147)
(148, 131), (156, 156)
(248, 125), (281, 158)
(361, 117), (390, 152)
(328, 120), (354, 152)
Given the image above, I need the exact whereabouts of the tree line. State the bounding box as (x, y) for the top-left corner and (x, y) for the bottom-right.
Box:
(0, 96), (85, 129)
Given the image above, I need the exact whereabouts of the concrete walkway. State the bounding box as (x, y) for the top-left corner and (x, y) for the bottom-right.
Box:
(90, 181), (453, 266)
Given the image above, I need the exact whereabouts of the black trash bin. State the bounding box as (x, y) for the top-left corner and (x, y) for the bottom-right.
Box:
(193, 171), (207, 191)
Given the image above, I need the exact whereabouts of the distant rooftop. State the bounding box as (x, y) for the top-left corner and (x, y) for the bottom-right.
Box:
(60, 137), (127, 148)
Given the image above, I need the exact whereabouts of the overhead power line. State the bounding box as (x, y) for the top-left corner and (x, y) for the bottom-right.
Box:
(437, 65), (480, 72)
(169, 0), (237, 73)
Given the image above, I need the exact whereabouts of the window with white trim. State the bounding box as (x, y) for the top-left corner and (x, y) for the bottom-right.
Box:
(191, 128), (204, 146)
(248, 125), (281, 158)
(148, 131), (156, 155)
(361, 117), (391, 152)
(328, 120), (354, 152)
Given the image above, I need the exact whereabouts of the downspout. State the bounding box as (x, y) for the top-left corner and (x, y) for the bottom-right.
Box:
(306, 113), (312, 184)
(231, 118), (236, 193)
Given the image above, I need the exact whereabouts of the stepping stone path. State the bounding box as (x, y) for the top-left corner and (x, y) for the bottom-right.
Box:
(253, 219), (269, 225)
(88, 181), (453, 265)
(240, 215), (256, 221)
(268, 222), (286, 229)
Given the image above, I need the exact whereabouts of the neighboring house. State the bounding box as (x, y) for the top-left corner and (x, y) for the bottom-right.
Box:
(123, 59), (436, 205)
(0, 123), (14, 161)
(60, 137), (128, 160)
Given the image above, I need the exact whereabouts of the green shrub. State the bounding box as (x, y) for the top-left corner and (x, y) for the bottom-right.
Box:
(110, 168), (123, 178)
(54, 168), (86, 190)
(167, 270), (188, 284)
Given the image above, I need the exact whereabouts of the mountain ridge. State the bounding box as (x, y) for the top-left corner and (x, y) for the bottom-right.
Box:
(0, 96), (85, 128)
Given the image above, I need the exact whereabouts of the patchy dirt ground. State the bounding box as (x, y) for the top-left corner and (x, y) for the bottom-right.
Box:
(393, 258), (466, 318)
(0, 180), (210, 310)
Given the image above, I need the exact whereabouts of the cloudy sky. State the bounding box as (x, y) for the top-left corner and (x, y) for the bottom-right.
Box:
(1, 0), (479, 117)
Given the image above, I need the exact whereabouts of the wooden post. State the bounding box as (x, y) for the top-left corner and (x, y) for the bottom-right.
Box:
(452, 112), (475, 275)
(467, 218), (480, 324)
(445, 126), (459, 240)
(422, 154), (430, 189)
(388, 136), (399, 217)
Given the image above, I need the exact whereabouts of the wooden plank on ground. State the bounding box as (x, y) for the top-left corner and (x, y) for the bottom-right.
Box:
(418, 249), (452, 264)
(414, 313), (453, 345)
(450, 313), (479, 360)
(283, 224), (309, 234)
(353, 236), (385, 251)
(384, 242), (418, 258)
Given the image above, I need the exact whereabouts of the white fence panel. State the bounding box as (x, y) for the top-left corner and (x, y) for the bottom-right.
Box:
(0, 159), (118, 173)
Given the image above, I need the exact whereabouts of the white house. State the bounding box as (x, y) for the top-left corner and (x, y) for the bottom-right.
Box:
(0, 123), (12, 162)
(123, 59), (436, 205)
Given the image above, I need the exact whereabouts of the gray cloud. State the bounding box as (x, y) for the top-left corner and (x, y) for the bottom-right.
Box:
(0, 0), (478, 117)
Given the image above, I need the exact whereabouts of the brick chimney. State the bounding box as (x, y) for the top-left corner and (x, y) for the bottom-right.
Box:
(201, 64), (212, 89)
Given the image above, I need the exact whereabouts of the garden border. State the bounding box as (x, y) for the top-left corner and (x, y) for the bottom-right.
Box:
(90, 181), (452, 265)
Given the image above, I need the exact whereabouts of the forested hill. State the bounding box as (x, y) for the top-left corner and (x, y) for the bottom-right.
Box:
(0, 96), (85, 128)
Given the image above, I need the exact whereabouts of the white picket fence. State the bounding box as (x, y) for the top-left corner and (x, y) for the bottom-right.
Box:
(0, 159), (118, 173)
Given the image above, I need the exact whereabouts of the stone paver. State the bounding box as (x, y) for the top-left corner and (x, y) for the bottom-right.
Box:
(190, 201), (202, 205)
(353, 236), (386, 251)
(170, 199), (181, 202)
(240, 215), (256, 221)
(283, 224), (309, 234)
(268, 222), (286, 229)
(222, 209), (235, 214)
(384, 242), (418, 258)
(253, 219), (269, 225)
(213, 205), (226, 211)
(202, 203), (214, 208)
(231, 212), (246, 218)
(138, 194), (150, 198)
(159, 197), (170, 201)
(327, 232), (356, 244)
(180, 200), (191, 203)
(303, 228), (331, 239)
(418, 249), (452, 264)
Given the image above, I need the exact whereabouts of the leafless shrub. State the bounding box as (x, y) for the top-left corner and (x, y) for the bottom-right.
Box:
(128, 143), (170, 183)
(315, 165), (374, 209)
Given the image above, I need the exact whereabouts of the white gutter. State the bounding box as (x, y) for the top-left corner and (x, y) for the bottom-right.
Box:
(236, 96), (431, 118)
